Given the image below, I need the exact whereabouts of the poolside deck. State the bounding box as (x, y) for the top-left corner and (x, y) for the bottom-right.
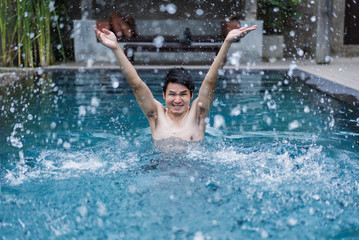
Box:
(255, 57), (359, 92)
(254, 57), (359, 107)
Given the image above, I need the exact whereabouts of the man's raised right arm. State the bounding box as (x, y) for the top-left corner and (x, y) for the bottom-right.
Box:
(94, 27), (159, 118)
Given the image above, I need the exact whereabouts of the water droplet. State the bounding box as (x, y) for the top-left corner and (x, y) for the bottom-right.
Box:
(228, 52), (241, 67)
(329, 118), (335, 128)
(267, 101), (277, 110)
(266, 117), (272, 125)
(79, 106), (87, 117)
(288, 120), (300, 130)
(63, 142), (71, 149)
(214, 115), (226, 129)
(122, 107), (129, 114)
(159, 4), (166, 12)
(77, 206), (88, 218)
(242, 105), (247, 113)
(127, 185), (136, 194)
(127, 48), (134, 58)
(96, 201), (108, 216)
(196, 9), (204, 16)
(288, 62), (297, 77)
(9, 123), (24, 148)
(194, 231), (205, 240)
(153, 36), (164, 48)
(91, 97), (100, 107)
(87, 58), (94, 68)
(269, 45), (278, 52)
(57, 138), (63, 145)
(37, 67), (44, 75)
(230, 105), (241, 116)
(312, 194), (320, 200)
(49, 1), (56, 12)
(50, 122), (57, 129)
(261, 230), (269, 238)
(166, 4), (177, 14)
(309, 207), (315, 215)
(297, 49), (304, 56)
(287, 217), (298, 226)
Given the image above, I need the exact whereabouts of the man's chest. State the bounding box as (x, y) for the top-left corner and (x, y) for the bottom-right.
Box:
(152, 114), (204, 141)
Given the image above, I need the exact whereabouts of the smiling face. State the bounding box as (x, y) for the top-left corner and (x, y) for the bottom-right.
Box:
(163, 82), (193, 117)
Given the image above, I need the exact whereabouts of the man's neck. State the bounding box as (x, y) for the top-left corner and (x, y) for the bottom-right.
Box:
(166, 109), (189, 125)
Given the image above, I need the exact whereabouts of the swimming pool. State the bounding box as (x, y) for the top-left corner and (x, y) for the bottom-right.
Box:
(1, 68), (358, 239)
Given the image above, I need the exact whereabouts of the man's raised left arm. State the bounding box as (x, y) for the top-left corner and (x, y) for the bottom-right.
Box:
(194, 25), (257, 118)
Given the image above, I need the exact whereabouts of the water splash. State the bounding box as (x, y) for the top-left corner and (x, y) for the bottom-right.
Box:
(3, 134), (141, 186)
(9, 123), (24, 149)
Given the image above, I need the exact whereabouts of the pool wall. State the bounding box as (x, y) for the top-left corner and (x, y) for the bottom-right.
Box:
(292, 69), (359, 108)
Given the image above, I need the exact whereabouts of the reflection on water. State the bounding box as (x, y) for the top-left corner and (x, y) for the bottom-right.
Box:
(0, 70), (359, 239)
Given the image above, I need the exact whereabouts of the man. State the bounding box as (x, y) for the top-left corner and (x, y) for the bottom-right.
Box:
(94, 25), (257, 141)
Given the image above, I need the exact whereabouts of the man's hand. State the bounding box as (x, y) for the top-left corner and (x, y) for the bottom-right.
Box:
(225, 25), (257, 43)
(93, 26), (120, 50)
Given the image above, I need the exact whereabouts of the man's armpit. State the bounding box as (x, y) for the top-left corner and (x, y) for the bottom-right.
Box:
(147, 110), (158, 119)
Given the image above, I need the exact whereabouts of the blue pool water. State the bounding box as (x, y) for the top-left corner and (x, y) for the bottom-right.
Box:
(0, 69), (359, 239)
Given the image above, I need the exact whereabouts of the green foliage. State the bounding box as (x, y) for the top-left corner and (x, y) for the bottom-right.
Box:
(0, 0), (66, 67)
(0, 0), (17, 66)
(258, 0), (303, 35)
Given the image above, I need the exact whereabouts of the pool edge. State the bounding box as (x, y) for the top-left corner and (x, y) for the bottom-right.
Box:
(292, 69), (359, 108)
(1, 66), (358, 108)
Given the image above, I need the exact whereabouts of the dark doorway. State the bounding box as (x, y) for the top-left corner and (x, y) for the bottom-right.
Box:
(344, 0), (359, 44)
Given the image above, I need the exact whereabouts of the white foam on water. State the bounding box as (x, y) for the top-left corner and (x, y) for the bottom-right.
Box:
(4, 137), (140, 186)
(241, 146), (328, 188)
(5, 168), (28, 186)
(61, 158), (105, 170)
(189, 143), (331, 191)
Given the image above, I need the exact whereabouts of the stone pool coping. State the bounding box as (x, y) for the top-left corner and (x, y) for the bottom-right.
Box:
(0, 68), (36, 87)
(1, 57), (358, 108)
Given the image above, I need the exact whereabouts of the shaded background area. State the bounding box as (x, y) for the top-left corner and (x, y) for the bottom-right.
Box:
(0, 0), (358, 66)
(58, 0), (359, 62)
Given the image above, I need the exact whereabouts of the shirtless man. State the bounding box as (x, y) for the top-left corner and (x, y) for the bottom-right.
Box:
(94, 25), (257, 141)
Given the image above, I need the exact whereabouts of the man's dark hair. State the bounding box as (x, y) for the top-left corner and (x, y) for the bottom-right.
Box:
(162, 68), (195, 96)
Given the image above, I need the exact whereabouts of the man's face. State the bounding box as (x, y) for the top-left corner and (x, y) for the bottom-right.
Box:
(163, 82), (192, 116)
